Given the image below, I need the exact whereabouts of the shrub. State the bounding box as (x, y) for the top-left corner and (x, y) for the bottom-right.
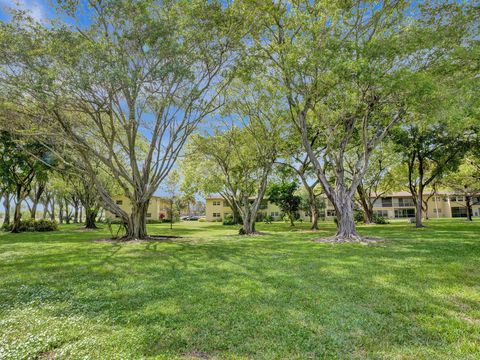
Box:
(34, 219), (59, 232)
(2, 219), (58, 232)
(223, 214), (236, 225)
(198, 218), (206, 222)
(354, 210), (365, 223)
(264, 215), (273, 224)
(373, 213), (389, 224)
(147, 219), (164, 224)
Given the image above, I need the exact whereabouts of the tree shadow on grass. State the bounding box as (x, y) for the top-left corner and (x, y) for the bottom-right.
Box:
(1, 221), (479, 358)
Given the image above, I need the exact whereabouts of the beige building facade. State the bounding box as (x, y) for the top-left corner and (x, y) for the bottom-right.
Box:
(205, 197), (310, 222)
(105, 195), (171, 221)
(206, 192), (480, 222)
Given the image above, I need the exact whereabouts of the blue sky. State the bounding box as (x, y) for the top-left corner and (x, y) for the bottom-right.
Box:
(0, 0), (52, 23)
(0, 0), (95, 27)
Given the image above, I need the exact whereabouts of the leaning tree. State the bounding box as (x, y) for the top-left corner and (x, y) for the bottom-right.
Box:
(0, 1), (238, 239)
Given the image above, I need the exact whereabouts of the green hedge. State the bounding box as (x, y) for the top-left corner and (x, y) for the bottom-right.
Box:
(2, 219), (58, 232)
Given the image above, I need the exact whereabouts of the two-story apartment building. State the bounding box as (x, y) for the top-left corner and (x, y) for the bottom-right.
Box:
(105, 195), (171, 221)
(205, 192), (480, 222)
(352, 191), (480, 219)
(205, 197), (311, 222)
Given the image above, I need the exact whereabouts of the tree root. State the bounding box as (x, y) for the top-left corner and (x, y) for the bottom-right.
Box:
(94, 235), (181, 243)
(314, 234), (382, 244)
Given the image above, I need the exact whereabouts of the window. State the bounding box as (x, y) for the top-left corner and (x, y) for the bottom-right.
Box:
(398, 198), (414, 207)
(394, 208), (415, 218)
(270, 211), (279, 217)
(212, 201), (222, 206)
(327, 210), (336, 217)
(373, 210), (388, 218)
(146, 213), (152, 218)
(381, 197), (392, 207)
(212, 212), (221, 218)
(443, 197), (449, 202)
(259, 200), (268, 210)
(373, 198), (382, 207)
(451, 207), (467, 218)
(116, 200), (123, 205)
(433, 208), (442, 213)
(455, 196), (464, 202)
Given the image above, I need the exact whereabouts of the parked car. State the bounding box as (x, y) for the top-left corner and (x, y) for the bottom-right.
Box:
(181, 216), (200, 221)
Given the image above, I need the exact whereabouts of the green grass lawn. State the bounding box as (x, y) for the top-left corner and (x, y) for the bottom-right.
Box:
(0, 219), (479, 359)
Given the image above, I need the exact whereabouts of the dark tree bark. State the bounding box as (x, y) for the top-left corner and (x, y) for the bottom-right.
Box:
(73, 203), (79, 223)
(415, 183), (424, 228)
(466, 195), (473, 221)
(85, 208), (99, 229)
(58, 199), (64, 224)
(126, 200), (148, 239)
(50, 198), (55, 221)
(310, 204), (319, 230)
(11, 184), (26, 233)
(2, 193), (11, 225)
(29, 181), (46, 220)
(329, 186), (361, 241)
(357, 185), (374, 224)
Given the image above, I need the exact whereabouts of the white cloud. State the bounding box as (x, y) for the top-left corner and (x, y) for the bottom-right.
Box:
(0, 0), (48, 22)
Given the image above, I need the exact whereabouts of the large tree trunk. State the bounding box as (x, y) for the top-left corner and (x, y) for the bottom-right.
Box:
(11, 186), (24, 233)
(232, 207), (242, 225)
(3, 194), (11, 225)
(126, 201), (148, 239)
(30, 202), (38, 220)
(58, 200), (64, 224)
(415, 184), (424, 228)
(241, 210), (256, 235)
(30, 183), (45, 220)
(65, 202), (71, 224)
(42, 204), (49, 219)
(73, 204), (79, 223)
(310, 203), (319, 230)
(50, 198), (55, 221)
(85, 208), (99, 229)
(331, 187), (362, 241)
(466, 195), (473, 221)
(239, 196), (259, 235)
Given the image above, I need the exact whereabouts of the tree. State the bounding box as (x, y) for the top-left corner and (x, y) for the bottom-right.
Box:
(299, 189), (325, 223)
(442, 158), (480, 221)
(0, 1), (238, 239)
(164, 170), (180, 230)
(266, 182), (301, 226)
(1, 192), (12, 225)
(27, 179), (47, 220)
(189, 123), (279, 235)
(238, 0), (474, 241)
(0, 131), (52, 232)
(353, 149), (397, 224)
(275, 128), (323, 230)
(186, 80), (283, 234)
(391, 122), (473, 227)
